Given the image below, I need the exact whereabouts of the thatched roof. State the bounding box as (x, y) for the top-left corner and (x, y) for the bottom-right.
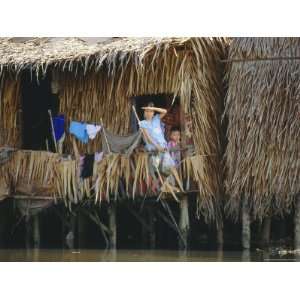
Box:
(224, 38), (300, 220)
(0, 37), (194, 76)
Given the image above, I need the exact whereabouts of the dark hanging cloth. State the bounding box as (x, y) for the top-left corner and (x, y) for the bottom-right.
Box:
(101, 128), (142, 155)
(81, 154), (95, 179)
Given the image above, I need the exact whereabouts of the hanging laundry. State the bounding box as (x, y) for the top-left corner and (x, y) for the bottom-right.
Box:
(101, 128), (142, 155)
(95, 151), (104, 162)
(69, 121), (88, 144)
(81, 154), (95, 178)
(52, 114), (65, 141)
(86, 124), (102, 139)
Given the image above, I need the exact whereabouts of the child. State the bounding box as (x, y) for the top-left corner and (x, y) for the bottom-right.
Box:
(167, 126), (181, 167)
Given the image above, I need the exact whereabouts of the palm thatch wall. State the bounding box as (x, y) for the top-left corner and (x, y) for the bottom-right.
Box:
(0, 37), (228, 223)
(0, 73), (21, 148)
(224, 38), (300, 220)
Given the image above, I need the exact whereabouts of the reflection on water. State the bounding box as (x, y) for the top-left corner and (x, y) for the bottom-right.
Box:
(0, 249), (298, 262)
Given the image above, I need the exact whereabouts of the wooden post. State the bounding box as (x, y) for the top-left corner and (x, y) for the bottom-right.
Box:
(241, 249), (251, 261)
(260, 217), (271, 248)
(216, 220), (224, 250)
(242, 200), (251, 249)
(25, 215), (31, 249)
(179, 195), (189, 250)
(108, 202), (117, 249)
(148, 206), (156, 249)
(32, 214), (40, 249)
(70, 214), (76, 250)
(65, 213), (76, 250)
(294, 195), (300, 250)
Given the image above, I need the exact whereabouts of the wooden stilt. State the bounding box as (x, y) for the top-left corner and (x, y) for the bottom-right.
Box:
(70, 214), (76, 249)
(241, 249), (251, 261)
(179, 196), (189, 250)
(216, 220), (224, 250)
(108, 203), (117, 249)
(260, 217), (271, 248)
(25, 216), (31, 249)
(148, 206), (156, 249)
(65, 213), (76, 250)
(242, 200), (251, 249)
(32, 214), (40, 249)
(294, 195), (300, 250)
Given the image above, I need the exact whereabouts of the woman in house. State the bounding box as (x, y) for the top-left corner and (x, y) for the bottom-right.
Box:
(139, 102), (168, 152)
(139, 102), (183, 192)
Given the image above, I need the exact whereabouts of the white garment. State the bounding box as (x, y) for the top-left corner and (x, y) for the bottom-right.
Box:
(95, 152), (104, 162)
(86, 124), (102, 139)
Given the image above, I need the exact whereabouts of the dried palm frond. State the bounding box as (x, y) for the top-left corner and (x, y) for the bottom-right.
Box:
(0, 75), (21, 148)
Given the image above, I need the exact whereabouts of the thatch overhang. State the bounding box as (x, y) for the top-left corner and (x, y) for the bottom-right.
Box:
(224, 38), (300, 220)
(0, 37), (197, 76)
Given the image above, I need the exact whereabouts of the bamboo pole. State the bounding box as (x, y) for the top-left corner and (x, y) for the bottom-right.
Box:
(216, 221), (224, 250)
(179, 195), (189, 250)
(242, 200), (251, 249)
(241, 250), (251, 262)
(260, 217), (272, 249)
(65, 213), (76, 250)
(32, 214), (40, 249)
(25, 215), (31, 250)
(48, 109), (58, 153)
(108, 203), (117, 249)
(179, 102), (190, 250)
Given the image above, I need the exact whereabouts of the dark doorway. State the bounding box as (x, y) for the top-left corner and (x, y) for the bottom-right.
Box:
(21, 71), (59, 151)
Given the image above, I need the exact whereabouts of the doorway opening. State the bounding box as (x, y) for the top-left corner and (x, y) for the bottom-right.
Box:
(21, 71), (59, 151)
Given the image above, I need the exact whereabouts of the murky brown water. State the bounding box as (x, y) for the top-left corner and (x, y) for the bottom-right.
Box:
(0, 249), (298, 262)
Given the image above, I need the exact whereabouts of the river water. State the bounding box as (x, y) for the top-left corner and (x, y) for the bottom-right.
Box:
(0, 249), (298, 262)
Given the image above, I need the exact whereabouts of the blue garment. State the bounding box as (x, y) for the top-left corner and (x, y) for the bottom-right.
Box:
(52, 114), (65, 141)
(69, 121), (88, 144)
(139, 114), (167, 151)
